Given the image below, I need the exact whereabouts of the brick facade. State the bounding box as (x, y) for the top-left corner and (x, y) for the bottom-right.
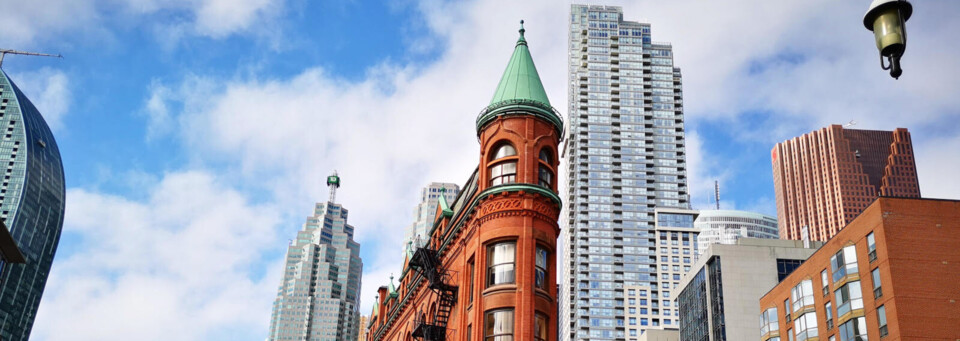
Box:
(759, 198), (960, 341)
(365, 25), (562, 341)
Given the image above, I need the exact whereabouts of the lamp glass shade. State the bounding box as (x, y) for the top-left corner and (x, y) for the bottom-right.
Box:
(872, 7), (906, 57)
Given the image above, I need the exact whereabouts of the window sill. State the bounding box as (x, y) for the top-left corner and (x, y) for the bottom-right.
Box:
(483, 284), (517, 296)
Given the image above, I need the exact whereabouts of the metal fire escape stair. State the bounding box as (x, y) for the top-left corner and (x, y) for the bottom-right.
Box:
(409, 245), (458, 341)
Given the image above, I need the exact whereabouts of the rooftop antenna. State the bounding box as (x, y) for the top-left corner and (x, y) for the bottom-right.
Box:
(0, 49), (63, 68)
(326, 170), (341, 203)
(714, 180), (720, 210)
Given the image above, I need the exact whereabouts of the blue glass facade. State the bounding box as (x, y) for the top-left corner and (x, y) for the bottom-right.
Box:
(0, 70), (66, 341)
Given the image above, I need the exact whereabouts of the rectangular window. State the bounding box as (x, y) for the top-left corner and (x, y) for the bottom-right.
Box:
(485, 309), (514, 341)
(535, 246), (548, 290)
(791, 280), (814, 313)
(877, 305), (888, 337)
(467, 325), (472, 341)
(867, 232), (877, 262)
(830, 245), (859, 283)
(784, 299), (791, 322)
(469, 260), (475, 303)
(838, 316), (867, 341)
(534, 314), (548, 341)
(793, 312), (819, 340)
(835, 281), (864, 317)
(825, 302), (834, 330)
(487, 242), (516, 286)
(760, 307), (779, 336)
(872, 268), (883, 298)
(821, 270), (830, 296)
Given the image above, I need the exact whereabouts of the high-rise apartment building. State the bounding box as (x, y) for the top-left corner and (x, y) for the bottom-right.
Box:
(677, 238), (821, 341)
(402, 183), (459, 254)
(772, 125), (920, 241)
(366, 23), (563, 341)
(267, 172), (363, 341)
(0, 70), (66, 341)
(562, 5), (689, 340)
(760, 198), (960, 341)
(694, 210), (779, 256)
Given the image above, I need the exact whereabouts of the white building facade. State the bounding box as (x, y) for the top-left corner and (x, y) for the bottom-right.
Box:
(561, 5), (690, 341)
(694, 210), (779, 256)
(401, 182), (459, 253)
(268, 173), (363, 341)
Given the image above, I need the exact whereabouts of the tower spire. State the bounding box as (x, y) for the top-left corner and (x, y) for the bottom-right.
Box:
(326, 171), (341, 203)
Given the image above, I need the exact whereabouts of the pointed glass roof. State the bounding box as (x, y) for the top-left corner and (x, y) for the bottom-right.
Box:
(477, 21), (563, 137)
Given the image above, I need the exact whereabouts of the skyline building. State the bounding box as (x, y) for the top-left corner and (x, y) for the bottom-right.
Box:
(267, 172), (364, 341)
(402, 183), (460, 254)
(0, 70), (67, 341)
(694, 210), (779, 256)
(623, 208), (699, 339)
(772, 125), (920, 241)
(760, 197), (960, 341)
(561, 5), (690, 340)
(677, 238), (821, 341)
(366, 22), (563, 341)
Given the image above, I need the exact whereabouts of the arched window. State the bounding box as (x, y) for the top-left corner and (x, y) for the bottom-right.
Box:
(488, 143), (517, 186)
(538, 148), (553, 188)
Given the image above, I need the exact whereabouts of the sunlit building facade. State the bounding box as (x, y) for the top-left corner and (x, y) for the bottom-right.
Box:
(267, 173), (363, 341)
(561, 5), (689, 340)
(694, 210), (779, 256)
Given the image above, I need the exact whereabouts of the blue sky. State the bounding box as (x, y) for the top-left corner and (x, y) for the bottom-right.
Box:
(2, 0), (959, 340)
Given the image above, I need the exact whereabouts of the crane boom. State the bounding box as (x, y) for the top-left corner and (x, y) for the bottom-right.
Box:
(0, 49), (63, 68)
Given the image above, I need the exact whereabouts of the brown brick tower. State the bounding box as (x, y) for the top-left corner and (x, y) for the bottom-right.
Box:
(771, 125), (920, 241)
(365, 22), (562, 341)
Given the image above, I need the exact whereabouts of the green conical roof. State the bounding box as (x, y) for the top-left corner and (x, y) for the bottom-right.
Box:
(488, 22), (551, 107)
(477, 21), (563, 137)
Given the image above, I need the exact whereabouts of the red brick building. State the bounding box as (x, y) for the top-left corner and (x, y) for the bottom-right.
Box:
(759, 197), (960, 341)
(365, 23), (562, 341)
(772, 125), (920, 241)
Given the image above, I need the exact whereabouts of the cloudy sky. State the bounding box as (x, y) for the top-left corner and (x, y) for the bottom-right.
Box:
(1, 0), (959, 339)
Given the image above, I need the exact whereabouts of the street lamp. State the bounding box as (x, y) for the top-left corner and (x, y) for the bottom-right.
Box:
(863, 0), (913, 79)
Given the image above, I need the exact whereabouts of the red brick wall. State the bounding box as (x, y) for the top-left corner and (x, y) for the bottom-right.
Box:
(760, 198), (960, 341)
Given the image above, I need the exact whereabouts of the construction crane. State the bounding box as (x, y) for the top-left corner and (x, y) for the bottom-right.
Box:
(0, 49), (63, 68)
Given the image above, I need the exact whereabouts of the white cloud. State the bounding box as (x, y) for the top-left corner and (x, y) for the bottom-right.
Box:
(32, 171), (284, 341)
(0, 0), (284, 47)
(9, 68), (71, 132)
(140, 0), (960, 316)
(24, 1), (960, 339)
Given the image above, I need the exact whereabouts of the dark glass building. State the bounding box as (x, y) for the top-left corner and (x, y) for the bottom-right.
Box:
(0, 70), (67, 340)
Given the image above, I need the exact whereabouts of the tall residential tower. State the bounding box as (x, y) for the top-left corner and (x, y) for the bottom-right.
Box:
(772, 125), (920, 241)
(267, 172), (363, 341)
(402, 182), (459, 254)
(0, 70), (66, 341)
(562, 5), (689, 340)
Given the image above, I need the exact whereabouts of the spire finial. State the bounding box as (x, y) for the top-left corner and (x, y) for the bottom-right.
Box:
(517, 20), (527, 45)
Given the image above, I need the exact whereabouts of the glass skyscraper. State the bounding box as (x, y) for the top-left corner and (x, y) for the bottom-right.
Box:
(401, 182), (459, 255)
(561, 5), (689, 340)
(0, 70), (67, 340)
(268, 172), (363, 341)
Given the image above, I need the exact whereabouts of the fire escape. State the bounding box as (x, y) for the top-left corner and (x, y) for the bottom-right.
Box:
(409, 243), (458, 341)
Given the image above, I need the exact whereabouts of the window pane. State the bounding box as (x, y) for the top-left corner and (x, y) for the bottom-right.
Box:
(534, 314), (547, 341)
(485, 310), (514, 341)
(494, 144), (517, 159)
(488, 243), (516, 286)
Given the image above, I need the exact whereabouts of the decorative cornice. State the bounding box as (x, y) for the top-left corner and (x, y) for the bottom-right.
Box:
(476, 99), (564, 139)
